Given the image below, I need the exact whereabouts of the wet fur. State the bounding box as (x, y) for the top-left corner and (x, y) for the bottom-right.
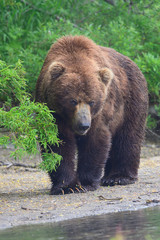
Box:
(36, 36), (148, 194)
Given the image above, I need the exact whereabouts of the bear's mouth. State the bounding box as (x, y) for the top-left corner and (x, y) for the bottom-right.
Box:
(73, 119), (91, 136)
(74, 128), (90, 136)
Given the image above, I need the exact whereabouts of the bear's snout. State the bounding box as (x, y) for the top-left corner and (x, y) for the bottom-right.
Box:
(73, 103), (91, 135)
(78, 122), (90, 132)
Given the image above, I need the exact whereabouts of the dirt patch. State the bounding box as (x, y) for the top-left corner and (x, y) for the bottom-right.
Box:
(0, 144), (160, 229)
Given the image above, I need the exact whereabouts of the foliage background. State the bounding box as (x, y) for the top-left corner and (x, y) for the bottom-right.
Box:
(0, 0), (160, 166)
(0, 0), (160, 103)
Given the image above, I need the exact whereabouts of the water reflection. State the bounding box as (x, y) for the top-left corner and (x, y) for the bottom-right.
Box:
(0, 206), (160, 240)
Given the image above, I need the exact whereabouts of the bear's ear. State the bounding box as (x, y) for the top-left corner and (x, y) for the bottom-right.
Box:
(49, 62), (65, 79)
(99, 68), (114, 85)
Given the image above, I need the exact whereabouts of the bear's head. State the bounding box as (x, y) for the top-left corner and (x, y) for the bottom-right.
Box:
(43, 61), (114, 135)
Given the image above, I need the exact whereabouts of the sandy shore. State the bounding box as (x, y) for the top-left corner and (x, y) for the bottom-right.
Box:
(0, 143), (160, 229)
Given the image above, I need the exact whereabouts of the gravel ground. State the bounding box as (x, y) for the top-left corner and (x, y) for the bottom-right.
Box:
(0, 142), (160, 229)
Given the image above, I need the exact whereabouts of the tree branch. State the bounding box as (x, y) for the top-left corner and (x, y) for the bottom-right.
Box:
(104, 0), (115, 6)
(144, 1), (154, 9)
(20, 0), (53, 15)
(20, 0), (84, 30)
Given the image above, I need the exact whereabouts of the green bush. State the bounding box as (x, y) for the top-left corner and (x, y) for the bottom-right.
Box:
(0, 60), (62, 171)
(0, 60), (27, 107)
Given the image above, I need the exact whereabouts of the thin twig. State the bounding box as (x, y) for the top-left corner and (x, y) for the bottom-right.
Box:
(146, 128), (160, 140)
(0, 161), (37, 169)
(98, 195), (123, 201)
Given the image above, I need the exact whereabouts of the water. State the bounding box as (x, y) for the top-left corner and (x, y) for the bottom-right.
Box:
(0, 206), (160, 240)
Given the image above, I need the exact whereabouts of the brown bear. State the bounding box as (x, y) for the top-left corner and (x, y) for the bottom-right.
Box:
(36, 35), (148, 195)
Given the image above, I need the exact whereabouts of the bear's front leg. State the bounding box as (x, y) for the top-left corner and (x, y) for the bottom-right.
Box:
(77, 127), (111, 192)
(47, 122), (77, 195)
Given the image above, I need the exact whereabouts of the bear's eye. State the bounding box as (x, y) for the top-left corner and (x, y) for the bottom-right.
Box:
(89, 101), (94, 107)
(70, 99), (78, 106)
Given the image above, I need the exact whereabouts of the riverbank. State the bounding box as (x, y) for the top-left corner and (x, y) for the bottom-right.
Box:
(0, 143), (160, 229)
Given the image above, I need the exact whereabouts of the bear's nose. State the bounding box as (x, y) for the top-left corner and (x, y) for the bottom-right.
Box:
(79, 123), (90, 132)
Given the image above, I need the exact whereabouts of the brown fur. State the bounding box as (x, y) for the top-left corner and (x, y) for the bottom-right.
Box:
(36, 36), (148, 194)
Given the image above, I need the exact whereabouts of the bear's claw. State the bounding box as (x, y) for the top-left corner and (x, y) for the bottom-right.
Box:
(50, 185), (87, 195)
(102, 176), (137, 186)
(75, 187), (80, 192)
(68, 187), (74, 193)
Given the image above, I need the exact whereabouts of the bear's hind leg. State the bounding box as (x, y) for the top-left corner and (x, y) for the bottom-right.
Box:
(102, 120), (145, 186)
